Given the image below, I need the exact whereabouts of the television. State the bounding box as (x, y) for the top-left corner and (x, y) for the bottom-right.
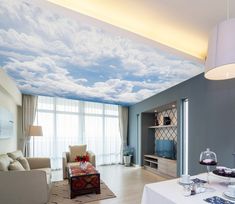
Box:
(155, 139), (176, 160)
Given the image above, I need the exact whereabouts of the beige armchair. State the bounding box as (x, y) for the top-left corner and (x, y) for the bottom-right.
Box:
(62, 150), (96, 179)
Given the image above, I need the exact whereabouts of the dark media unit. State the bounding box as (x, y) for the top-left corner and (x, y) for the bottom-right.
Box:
(144, 154), (177, 178)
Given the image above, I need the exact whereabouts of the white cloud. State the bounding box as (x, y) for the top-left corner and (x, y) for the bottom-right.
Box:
(0, 0), (204, 105)
(0, 29), (45, 52)
(2, 56), (177, 104)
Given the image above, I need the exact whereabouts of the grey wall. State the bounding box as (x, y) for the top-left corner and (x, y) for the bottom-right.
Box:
(141, 113), (155, 161)
(129, 73), (235, 176)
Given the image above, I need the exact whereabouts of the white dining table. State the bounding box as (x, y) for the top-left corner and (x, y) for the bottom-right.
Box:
(141, 173), (234, 204)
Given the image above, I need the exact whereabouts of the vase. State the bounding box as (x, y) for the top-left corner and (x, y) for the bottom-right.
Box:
(123, 155), (132, 167)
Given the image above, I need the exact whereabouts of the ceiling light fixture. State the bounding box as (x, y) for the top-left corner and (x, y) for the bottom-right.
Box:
(205, 0), (235, 80)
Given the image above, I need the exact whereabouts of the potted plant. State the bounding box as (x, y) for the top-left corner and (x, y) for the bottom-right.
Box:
(123, 146), (134, 166)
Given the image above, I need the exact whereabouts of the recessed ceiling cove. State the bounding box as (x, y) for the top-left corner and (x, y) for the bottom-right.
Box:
(0, 0), (203, 105)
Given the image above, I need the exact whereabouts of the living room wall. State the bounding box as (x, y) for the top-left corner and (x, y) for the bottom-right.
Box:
(0, 70), (21, 154)
(129, 73), (235, 175)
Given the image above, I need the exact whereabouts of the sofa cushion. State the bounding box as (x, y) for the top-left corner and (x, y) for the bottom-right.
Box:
(34, 168), (51, 185)
(0, 154), (13, 171)
(69, 145), (87, 162)
(7, 150), (24, 160)
(35, 168), (51, 176)
(8, 160), (25, 171)
(17, 157), (30, 170)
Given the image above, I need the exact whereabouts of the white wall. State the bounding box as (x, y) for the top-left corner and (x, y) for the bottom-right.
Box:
(0, 70), (21, 154)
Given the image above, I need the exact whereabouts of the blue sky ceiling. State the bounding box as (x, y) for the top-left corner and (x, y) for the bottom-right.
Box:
(0, 0), (203, 106)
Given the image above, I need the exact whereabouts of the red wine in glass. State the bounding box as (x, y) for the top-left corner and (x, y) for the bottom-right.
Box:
(199, 160), (217, 166)
(199, 149), (218, 184)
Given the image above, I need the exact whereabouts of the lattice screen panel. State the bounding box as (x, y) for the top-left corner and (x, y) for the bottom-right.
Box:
(155, 107), (177, 142)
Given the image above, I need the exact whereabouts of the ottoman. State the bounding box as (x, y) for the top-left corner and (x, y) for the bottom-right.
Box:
(68, 163), (100, 199)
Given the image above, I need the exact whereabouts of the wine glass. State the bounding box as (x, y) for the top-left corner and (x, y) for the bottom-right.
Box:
(199, 148), (217, 184)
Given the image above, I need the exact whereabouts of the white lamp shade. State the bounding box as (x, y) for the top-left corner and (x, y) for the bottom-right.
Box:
(29, 125), (43, 136)
(205, 18), (235, 80)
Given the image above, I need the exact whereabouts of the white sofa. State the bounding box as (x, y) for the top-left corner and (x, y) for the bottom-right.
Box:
(0, 150), (52, 204)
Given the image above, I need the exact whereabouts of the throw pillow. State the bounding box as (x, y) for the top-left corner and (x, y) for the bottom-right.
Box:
(8, 160), (25, 171)
(0, 154), (13, 171)
(17, 157), (30, 170)
(69, 145), (87, 162)
(7, 150), (24, 160)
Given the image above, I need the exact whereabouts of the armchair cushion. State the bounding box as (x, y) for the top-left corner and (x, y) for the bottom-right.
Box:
(69, 145), (87, 162)
(8, 160), (25, 171)
(0, 154), (13, 171)
(7, 150), (24, 160)
(17, 157), (30, 170)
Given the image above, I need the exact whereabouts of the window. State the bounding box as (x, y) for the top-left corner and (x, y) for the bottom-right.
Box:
(31, 96), (121, 169)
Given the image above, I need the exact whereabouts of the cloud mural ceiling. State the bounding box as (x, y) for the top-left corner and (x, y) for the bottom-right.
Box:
(0, 0), (203, 106)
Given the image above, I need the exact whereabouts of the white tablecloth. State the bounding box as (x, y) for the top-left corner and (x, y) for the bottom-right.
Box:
(141, 173), (233, 204)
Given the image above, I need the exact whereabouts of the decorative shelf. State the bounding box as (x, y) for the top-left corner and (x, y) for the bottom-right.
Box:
(148, 125), (177, 129)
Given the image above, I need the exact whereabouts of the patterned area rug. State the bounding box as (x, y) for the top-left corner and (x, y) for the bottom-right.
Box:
(48, 180), (116, 204)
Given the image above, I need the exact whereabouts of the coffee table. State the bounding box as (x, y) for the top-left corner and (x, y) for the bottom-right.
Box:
(68, 162), (100, 199)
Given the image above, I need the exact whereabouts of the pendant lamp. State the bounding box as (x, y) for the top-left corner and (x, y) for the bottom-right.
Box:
(205, 1), (235, 80)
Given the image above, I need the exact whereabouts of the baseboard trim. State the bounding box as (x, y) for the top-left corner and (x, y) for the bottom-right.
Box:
(131, 163), (141, 167)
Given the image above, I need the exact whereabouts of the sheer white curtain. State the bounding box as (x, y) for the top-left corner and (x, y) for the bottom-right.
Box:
(118, 106), (129, 163)
(84, 103), (121, 165)
(31, 96), (121, 169)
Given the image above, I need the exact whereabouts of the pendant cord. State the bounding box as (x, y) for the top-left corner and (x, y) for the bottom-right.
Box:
(227, 0), (230, 20)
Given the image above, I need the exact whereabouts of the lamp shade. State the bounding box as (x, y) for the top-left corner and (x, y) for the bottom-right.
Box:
(29, 125), (43, 136)
(205, 18), (235, 80)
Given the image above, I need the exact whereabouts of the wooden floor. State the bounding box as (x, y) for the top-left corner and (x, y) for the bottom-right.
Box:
(52, 165), (167, 204)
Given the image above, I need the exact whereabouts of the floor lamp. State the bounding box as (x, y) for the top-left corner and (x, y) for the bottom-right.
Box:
(29, 125), (43, 157)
